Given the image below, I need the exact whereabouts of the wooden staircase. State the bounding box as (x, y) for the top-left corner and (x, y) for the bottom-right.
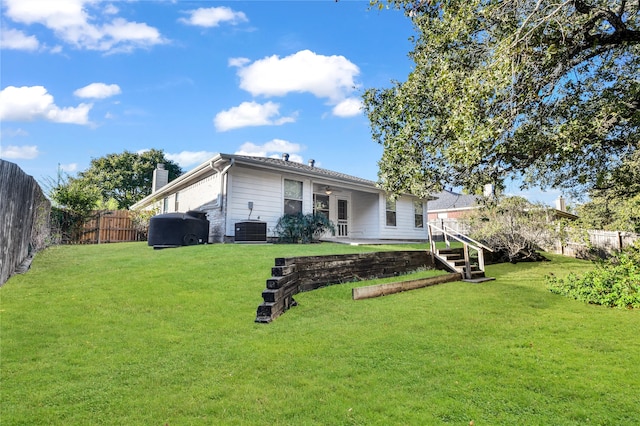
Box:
(435, 248), (491, 282)
(428, 224), (495, 283)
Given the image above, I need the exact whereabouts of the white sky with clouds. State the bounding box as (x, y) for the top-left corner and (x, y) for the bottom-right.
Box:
(0, 0), (562, 206)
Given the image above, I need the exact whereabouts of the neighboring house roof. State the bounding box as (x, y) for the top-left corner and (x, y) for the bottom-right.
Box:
(427, 189), (579, 220)
(549, 209), (579, 221)
(427, 190), (480, 212)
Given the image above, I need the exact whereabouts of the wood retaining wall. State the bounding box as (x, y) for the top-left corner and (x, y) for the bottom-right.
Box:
(256, 250), (436, 323)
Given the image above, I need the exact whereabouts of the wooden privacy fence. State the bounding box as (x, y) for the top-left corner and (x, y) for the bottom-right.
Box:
(557, 229), (639, 259)
(1, 160), (51, 285)
(78, 210), (146, 244)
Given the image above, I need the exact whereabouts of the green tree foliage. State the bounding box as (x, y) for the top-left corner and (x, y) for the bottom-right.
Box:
(48, 175), (101, 243)
(364, 0), (639, 199)
(546, 241), (640, 308)
(463, 196), (556, 262)
(77, 149), (182, 209)
(577, 193), (640, 232)
(49, 175), (101, 218)
(575, 149), (640, 232)
(274, 213), (336, 243)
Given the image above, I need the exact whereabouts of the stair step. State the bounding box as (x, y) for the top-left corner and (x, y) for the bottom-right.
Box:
(442, 255), (463, 261)
(437, 249), (460, 255)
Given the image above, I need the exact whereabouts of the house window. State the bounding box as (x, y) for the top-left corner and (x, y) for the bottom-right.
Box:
(174, 192), (180, 212)
(386, 198), (396, 226)
(414, 200), (424, 228)
(314, 193), (329, 219)
(163, 197), (169, 213)
(284, 179), (303, 215)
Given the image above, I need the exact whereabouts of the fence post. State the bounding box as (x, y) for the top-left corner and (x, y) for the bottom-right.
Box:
(617, 231), (622, 250)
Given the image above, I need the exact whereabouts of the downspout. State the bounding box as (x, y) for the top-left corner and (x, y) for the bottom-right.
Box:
(207, 158), (234, 243)
(212, 158), (234, 210)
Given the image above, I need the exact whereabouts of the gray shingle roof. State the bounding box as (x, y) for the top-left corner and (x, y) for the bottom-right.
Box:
(226, 154), (378, 187)
(427, 190), (479, 211)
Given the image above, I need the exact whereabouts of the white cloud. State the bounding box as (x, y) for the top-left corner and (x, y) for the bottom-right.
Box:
(3, 0), (166, 53)
(166, 151), (216, 168)
(235, 50), (360, 103)
(0, 128), (29, 138)
(228, 57), (250, 67)
(74, 82), (121, 99)
(104, 4), (118, 15)
(0, 145), (39, 159)
(0, 85), (92, 125)
(235, 139), (304, 163)
(332, 97), (363, 117)
(60, 163), (78, 172)
(179, 6), (248, 27)
(101, 18), (163, 50)
(214, 101), (296, 132)
(0, 28), (40, 50)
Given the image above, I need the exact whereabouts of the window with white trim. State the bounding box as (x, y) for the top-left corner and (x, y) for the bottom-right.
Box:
(386, 198), (396, 226)
(284, 179), (303, 215)
(414, 200), (424, 228)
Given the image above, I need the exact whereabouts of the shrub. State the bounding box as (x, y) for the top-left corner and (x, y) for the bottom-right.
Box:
(274, 213), (336, 243)
(464, 196), (556, 263)
(546, 241), (640, 308)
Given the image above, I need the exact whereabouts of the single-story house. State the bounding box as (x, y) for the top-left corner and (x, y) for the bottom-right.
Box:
(427, 188), (578, 232)
(427, 189), (481, 221)
(131, 153), (431, 243)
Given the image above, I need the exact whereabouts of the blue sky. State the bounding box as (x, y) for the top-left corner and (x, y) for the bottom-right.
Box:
(0, 0), (563, 206)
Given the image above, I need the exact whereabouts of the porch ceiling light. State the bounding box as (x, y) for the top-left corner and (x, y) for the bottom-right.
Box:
(325, 186), (332, 195)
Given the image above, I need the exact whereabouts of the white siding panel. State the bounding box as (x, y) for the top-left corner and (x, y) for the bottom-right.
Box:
(226, 168), (284, 237)
(226, 167), (317, 238)
(173, 174), (220, 212)
(350, 191), (380, 239)
(379, 195), (428, 240)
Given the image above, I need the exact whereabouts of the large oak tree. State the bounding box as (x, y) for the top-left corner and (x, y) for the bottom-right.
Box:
(363, 0), (639, 199)
(76, 149), (182, 209)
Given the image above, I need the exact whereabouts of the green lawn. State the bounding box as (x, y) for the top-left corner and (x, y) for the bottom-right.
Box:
(1, 243), (639, 425)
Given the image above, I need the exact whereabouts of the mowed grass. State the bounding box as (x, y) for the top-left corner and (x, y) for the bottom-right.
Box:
(1, 243), (639, 425)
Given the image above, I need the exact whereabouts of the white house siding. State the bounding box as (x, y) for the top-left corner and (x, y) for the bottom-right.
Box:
(140, 173), (221, 214)
(225, 166), (320, 239)
(174, 173), (220, 212)
(378, 194), (428, 240)
(350, 191), (380, 239)
(224, 168), (284, 238)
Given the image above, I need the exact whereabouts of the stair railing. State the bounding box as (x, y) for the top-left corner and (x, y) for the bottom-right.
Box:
(428, 223), (494, 279)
